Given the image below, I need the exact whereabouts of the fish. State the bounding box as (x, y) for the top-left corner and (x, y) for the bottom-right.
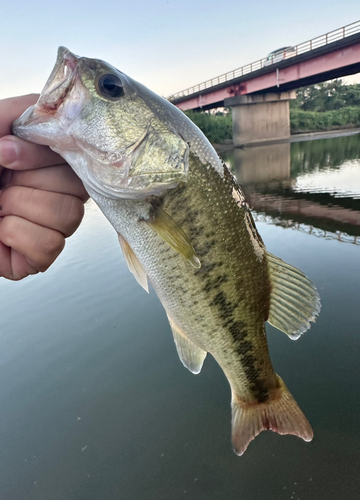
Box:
(13, 47), (321, 455)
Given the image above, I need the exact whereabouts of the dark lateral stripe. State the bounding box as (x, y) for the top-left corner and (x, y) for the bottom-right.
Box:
(209, 291), (270, 402)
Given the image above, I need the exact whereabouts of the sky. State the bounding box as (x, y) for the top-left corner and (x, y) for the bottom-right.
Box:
(0, 0), (359, 100)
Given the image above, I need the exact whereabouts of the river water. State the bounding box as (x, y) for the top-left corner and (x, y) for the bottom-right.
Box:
(0, 133), (360, 500)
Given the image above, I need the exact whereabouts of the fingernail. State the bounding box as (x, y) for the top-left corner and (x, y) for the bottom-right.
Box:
(0, 140), (19, 166)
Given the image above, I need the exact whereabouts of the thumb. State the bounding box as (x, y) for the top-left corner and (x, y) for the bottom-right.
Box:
(0, 94), (39, 137)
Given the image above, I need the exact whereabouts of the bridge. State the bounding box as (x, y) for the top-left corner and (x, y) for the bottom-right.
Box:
(168, 21), (360, 146)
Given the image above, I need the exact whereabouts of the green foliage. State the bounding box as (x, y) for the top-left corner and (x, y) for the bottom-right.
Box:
(184, 110), (232, 143)
(290, 107), (360, 133)
(290, 80), (360, 112)
(289, 80), (360, 132)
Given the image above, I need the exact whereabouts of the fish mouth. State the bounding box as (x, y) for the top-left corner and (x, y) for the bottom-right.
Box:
(12, 47), (82, 145)
(37, 46), (79, 114)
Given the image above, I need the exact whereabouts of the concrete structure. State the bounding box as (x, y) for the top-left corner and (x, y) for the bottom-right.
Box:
(168, 21), (360, 145)
(225, 92), (296, 146)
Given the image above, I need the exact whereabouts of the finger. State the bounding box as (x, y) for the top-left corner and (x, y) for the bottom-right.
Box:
(0, 94), (39, 137)
(0, 242), (38, 281)
(0, 135), (63, 170)
(0, 186), (85, 237)
(0, 215), (65, 274)
(2, 164), (89, 202)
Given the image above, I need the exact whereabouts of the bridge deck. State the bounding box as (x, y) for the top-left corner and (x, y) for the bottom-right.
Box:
(169, 21), (360, 111)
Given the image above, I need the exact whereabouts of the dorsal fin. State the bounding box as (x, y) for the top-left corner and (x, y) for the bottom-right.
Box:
(266, 251), (321, 340)
(118, 234), (149, 293)
(145, 206), (201, 269)
(167, 315), (207, 374)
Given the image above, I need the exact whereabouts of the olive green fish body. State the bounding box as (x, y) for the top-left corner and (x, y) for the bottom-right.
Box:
(13, 47), (321, 455)
(148, 154), (277, 401)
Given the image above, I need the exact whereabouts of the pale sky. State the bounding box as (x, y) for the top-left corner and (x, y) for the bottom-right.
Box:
(0, 1), (359, 100)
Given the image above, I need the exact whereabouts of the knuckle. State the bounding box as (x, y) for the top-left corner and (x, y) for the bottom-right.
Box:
(69, 197), (85, 224)
(0, 215), (65, 274)
(36, 231), (65, 272)
(58, 196), (85, 236)
(0, 215), (16, 246)
(43, 230), (65, 260)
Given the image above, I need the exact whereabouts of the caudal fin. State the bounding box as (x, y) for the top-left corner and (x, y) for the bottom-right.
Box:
(231, 376), (313, 456)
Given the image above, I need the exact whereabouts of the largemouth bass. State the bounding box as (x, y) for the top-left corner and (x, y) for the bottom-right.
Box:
(13, 47), (320, 455)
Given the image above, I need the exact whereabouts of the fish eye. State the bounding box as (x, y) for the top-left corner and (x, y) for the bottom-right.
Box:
(97, 74), (125, 99)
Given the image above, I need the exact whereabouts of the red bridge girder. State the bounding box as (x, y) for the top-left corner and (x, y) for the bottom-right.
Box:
(175, 41), (360, 111)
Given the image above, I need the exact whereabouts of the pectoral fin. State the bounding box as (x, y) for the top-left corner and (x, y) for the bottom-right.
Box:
(266, 251), (321, 340)
(167, 315), (207, 374)
(118, 234), (149, 293)
(146, 206), (201, 268)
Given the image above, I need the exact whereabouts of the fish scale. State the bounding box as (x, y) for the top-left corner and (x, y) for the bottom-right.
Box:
(130, 153), (278, 402)
(13, 47), (320, 455)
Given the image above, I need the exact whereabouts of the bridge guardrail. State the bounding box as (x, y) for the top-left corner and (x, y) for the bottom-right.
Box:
(168, 20), (360, 101)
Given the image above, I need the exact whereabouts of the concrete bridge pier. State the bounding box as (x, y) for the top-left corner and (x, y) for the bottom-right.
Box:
(224, 91), (296, 147)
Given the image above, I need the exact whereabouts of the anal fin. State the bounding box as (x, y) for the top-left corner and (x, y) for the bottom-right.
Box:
(118, 234), (149, 293)
(231, 375), (313, 456)
(167, 315), (207, 374)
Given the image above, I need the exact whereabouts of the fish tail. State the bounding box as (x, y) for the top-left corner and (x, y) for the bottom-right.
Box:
(231, 375), (313, 456)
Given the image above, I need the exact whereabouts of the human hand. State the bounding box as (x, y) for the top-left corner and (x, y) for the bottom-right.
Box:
(0, 94), (89, 280)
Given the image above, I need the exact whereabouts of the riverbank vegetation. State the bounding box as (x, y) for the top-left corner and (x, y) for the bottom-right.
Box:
(290, 80), (360, 133)
(184, 80), (360, 139)
(290, 107), (360, 133)
(184, 110), (232, 143)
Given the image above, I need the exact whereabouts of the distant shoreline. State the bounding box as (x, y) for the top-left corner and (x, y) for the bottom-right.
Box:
(290, 127), (360, 142)
(213, 128), (360, 151)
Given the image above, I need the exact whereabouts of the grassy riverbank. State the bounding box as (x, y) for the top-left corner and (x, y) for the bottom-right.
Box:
(290, 107), (360, 133)
(184, 110), (232, 143)
(185, 107), (360, 142)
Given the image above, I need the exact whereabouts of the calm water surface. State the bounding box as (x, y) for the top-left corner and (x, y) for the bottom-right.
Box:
(0, 133), (360, 500)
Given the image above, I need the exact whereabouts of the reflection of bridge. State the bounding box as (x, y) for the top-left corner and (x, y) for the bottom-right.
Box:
(247, 192), (360, 240)
(225, 137), (360, 240)
(252, 213), (360, 246)
(169, 21), (360, 146)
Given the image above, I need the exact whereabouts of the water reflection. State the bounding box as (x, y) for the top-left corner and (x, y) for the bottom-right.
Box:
(229, 142), (291, 184)
(222, 133), (360, 243)
(0, 133), (360, 500)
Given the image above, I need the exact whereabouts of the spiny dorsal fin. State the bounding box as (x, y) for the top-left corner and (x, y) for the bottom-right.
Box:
(146, 206), (201, 268)
(167, 315), (207, 374)
(266, 251), (321, 340)
(118, 234), (149, 293)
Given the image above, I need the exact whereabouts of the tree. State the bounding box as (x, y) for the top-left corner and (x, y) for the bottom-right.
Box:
(291, 80), (360, 112)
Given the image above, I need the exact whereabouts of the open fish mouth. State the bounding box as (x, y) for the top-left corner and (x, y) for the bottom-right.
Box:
(13, 47), (85, 145)
(37, 47), (79, 114)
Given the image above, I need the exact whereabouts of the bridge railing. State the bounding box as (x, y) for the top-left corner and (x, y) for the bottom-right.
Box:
(296, 21), (360, 54)
(168, 20), (360, 101)
(252, 213), (360, 246)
